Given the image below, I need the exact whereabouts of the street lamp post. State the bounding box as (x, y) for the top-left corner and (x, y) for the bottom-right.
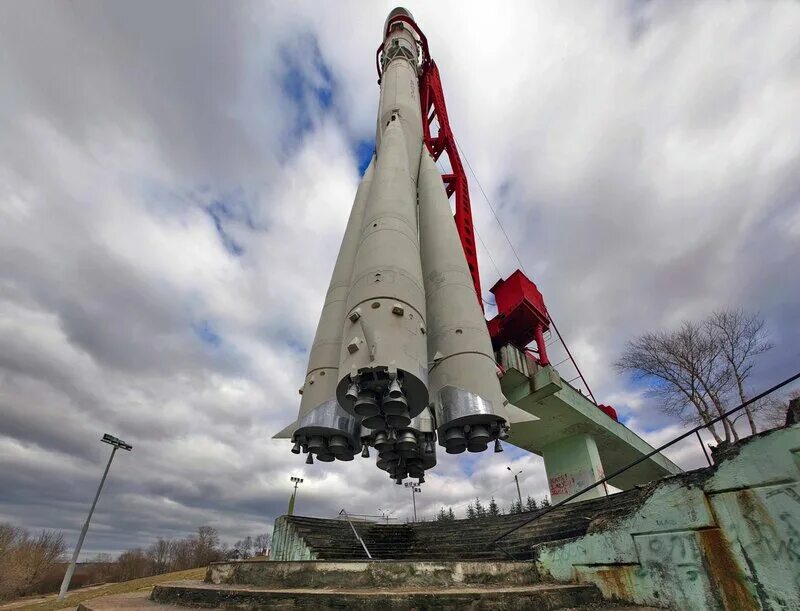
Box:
(507, 466), (523, 509)
(287, 476), (304, 515)
(404, 482), (421, 522)
(58, 434), (132, 600)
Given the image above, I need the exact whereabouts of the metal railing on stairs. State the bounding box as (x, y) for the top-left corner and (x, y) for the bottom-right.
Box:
(339, 509), (372, 559)
(492, 370), (800, 561)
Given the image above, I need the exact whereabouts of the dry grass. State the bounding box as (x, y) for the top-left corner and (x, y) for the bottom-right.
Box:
(6, 568), (206, 611)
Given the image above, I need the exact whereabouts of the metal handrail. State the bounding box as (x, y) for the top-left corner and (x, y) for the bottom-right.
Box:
(339, 509), (373, 559)
(492, 370), (800, 559)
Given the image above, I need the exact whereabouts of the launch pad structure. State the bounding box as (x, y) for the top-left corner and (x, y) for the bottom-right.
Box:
(275, 6), (680, 503)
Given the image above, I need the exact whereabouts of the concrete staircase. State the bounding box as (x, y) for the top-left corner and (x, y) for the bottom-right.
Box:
(150, 560), (605, 610)
(275, 485), (652, 561)
(140, 486), (660, 609)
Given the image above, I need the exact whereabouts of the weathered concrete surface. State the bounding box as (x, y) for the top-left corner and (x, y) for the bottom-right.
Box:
(151, 580), (602, 610)
(206, 559), (539, 588)
(535, 424), (800, 610)
(270, 517), (317, 561)
(270, 488), (654, 561)
(77, 590), (183, 609)
(541, 433), (607, 503)
(498, 346), (681, 496)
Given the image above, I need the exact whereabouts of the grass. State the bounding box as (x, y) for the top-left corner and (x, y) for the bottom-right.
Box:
(10, 568), (206, 611)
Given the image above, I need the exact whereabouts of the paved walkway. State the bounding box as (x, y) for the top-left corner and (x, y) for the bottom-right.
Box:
(77, 591), (178, 610)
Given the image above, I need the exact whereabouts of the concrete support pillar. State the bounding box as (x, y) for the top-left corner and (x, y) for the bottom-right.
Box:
(542, 434), (607, 504)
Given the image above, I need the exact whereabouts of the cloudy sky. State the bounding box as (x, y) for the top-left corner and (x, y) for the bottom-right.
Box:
(1, 0), (799, 557)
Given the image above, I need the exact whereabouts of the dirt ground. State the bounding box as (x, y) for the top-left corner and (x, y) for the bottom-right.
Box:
(0, 569), (206, 611)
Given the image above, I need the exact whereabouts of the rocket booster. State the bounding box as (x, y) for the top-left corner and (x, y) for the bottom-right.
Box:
(275, 159), (377, 464)
(336, 8), (428, 431)
(278, 7), (516, 482)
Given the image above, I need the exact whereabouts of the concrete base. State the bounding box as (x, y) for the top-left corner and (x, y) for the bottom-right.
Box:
(497, 345), (681, 492)
(151, 579), (601, 610)
(542, 433), (607, 503)
(206, 559), (540, 588)
(148, 560), (603, 609)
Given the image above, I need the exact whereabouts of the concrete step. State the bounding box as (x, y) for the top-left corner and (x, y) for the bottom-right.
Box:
(205, 560), (541, 588)
(151, 580), (603, 610)
(278, 487), (653, 564)
(78, 588), (659, 611)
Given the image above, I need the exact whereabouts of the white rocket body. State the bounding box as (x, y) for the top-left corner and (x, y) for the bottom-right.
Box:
(277, 7), (523, 481)
(418, 151), (511, 454)
(335, 9), (428, 432)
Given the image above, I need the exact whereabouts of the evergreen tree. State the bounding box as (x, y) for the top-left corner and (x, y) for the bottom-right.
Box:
(436, 507), (447, 521)
(447, 507), (456, 521)
(466, 503), (477, 520)
(509, 500), (523, 514)
(474, 498), (487, 519)
(541, 495), (551, 507)
(488, 497), (500, 516)
(525, 495), (538, 512)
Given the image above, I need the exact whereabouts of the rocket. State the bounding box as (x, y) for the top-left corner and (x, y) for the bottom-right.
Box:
(276, 8), (528, 483)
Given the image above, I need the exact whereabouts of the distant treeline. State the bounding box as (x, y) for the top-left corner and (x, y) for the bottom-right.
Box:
(435, 495), (550, 521)
(82, 526), (271, 583)
(0, 523), (269, 601)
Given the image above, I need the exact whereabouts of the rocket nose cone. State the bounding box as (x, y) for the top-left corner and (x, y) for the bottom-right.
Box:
(384, 7), (414, 32)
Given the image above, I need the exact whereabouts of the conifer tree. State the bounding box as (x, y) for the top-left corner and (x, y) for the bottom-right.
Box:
(488, 497), (500, 516)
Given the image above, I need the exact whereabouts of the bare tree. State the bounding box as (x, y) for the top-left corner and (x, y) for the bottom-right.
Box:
(616, 309), (773, 444)
(615, 322), (734, 443)
(115, 548), (150, 581)
(193, 526), (222, 567)
(253, 534), (270, 557)
(707, 310), (772, 435)
(168, 537), (195, 571)
(146, 538), (173, 575)
(0, 525), (65, 600)
(756, 390), (800, 429)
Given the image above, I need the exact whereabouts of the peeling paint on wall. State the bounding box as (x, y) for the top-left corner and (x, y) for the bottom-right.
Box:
(536, 425), (800, 610)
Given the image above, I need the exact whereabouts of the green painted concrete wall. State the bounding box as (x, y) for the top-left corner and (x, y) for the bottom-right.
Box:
(535, 425), (800, 610)
(269, 516), (317, 561)
(541, 433), (607, 503)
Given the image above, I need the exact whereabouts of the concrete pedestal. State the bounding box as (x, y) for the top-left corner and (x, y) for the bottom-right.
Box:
(542, 433), (607, 504)
(148, 560), (603, 609)
(497, 345), (681, 492)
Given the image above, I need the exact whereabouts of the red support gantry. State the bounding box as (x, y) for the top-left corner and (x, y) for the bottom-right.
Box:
(418, 61), (482, 311)
(378, 14), (549, 365)
(378, 13), (616, 420)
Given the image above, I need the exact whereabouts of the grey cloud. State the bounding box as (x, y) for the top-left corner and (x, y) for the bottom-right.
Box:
(1, 0), (799, 559)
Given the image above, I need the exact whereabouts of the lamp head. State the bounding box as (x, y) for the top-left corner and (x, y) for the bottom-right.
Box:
(102, 433), (132, 451)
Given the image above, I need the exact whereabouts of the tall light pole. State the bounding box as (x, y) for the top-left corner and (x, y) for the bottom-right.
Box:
(59, 434), (132, 600)
(287, 476), (304, 515)
(404, 482), (421, 522)
(507, 466), (523, 509)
